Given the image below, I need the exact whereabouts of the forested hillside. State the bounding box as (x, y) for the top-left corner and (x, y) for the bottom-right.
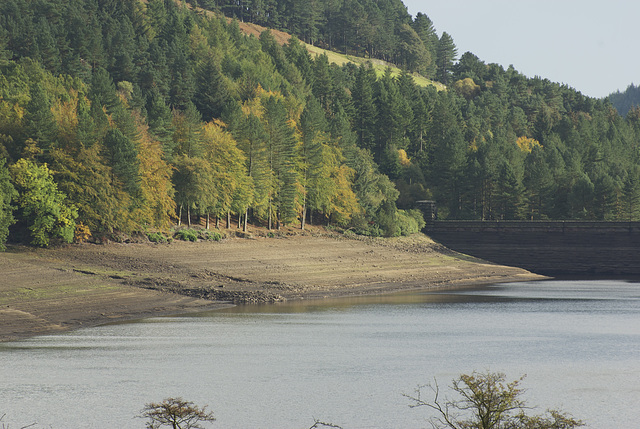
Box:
(1, 0), (640, 249)
(194, 0), (452, 82)
(609, 83), (640, 117)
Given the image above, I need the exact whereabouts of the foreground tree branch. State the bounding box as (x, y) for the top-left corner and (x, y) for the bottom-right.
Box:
(404, 371), (584, 429)
(140, 398), (216, 429)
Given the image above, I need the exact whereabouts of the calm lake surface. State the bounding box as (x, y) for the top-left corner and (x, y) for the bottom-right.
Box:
(1, 279), (639, 428)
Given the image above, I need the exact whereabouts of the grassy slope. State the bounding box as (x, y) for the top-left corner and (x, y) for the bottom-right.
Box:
(304, 44), (446, 90)
(171, 0), (444, 90)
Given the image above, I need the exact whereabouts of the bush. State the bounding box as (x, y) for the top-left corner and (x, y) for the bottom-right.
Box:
(343, 229), (356, 237)
(198, 230), (224, 241)
(397, 209), (426, 236)
(147, 232), (167, 243)
(174, 229), (198, 242)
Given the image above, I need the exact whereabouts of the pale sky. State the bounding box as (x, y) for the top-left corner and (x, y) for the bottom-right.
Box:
(403, 0), (638, 98)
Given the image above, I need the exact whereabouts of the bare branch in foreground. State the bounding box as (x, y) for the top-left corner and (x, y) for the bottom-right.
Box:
(308, 418), (344, 428)
(403, 371), (585, 429)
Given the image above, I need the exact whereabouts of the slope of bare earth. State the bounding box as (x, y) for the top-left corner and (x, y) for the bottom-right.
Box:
(0, 231), (544, 342)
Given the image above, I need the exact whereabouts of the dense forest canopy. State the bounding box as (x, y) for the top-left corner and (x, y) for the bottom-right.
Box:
(0, 0), (639, 249)
(608, 83), (640, 117)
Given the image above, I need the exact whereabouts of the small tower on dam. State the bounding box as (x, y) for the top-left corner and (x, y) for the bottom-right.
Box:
(416, 200), (437, 230)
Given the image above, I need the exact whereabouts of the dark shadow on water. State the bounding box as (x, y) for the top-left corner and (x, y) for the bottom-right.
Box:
(182, 278), (640, 316)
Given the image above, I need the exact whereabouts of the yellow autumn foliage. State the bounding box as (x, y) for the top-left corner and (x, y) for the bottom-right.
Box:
(516, 136), (542, 153)
(398, 148), (411, 167)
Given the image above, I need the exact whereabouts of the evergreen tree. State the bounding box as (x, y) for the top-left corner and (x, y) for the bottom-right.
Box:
(24, 81), (57, 157)
(429, 92), (466, 218)
(351, 64), (377, 153)
(436, 31), (457, 85)
(411, 12), (437, 77)
(0, 158), (16, 250)
(262, 95), (300, 228)
(194, 55), (232, 121)
(299, 94), (327, 227)
(103, 128), (141, 199)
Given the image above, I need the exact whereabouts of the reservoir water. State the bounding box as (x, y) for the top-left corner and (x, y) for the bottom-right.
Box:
(1, 279), (639, 428)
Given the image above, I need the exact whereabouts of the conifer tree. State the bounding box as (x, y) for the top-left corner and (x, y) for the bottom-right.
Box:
(299, 94), (327, 227)
(262, 95), (300, 228)
(0, 158), (16, 250)
(103, 128), (141, 200)
(436, 32), (457, 85)
(411, 12), (438, 77)
(351, 64), (377, 153)
(24, 81), (57, 158)
(429, 92), (466, 218)
(194, 55), (231, 121)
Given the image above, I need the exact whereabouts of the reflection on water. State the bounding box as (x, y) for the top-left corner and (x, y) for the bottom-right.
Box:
(1, 280), (639, 429)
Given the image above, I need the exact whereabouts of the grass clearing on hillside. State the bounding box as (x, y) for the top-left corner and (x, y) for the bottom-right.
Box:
(305, 43), (445, 90)
(231, 15), (444, 90)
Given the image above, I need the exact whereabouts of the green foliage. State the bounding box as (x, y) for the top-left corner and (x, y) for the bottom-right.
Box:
(174, 228), (198, 242)
(0, 0), (639, 248)
(10, 158), (77, 247)
(140, 397), (216, 429)
(405, 371), (584, 429)
(0, 158), (16, 250)
(147, 231), (168, 243)
(608, 83), (640, 117)
(103, 128), (141, 199)
(397, 209), (426, 235)
(199, 230), (224, 241)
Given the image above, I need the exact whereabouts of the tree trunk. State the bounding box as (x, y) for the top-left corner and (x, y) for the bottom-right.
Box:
(227, 211), (231, 229)
(301, 204), (306, 230)
(243, 208), (248, 232)
(206, 213), (210, 229)
(178, 204), (183, 226)
(187, 206), (191, 227)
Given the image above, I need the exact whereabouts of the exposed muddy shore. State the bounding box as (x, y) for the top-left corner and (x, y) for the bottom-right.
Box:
(0, 231), (544, 342)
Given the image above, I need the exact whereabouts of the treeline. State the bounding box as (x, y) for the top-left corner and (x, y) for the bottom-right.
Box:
(0, 0), (424, 248)
(608, 83), (640, 117)
(193, 0), (457, 82)
(1, 0), (640, 250)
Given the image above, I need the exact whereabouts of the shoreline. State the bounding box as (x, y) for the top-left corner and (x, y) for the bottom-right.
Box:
(0, 232), (545, 342)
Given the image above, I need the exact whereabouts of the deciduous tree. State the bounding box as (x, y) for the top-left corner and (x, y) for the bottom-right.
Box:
(140, 397), (216, 429)
(404, 371), (584, 429)
(10, 158), (77, 247)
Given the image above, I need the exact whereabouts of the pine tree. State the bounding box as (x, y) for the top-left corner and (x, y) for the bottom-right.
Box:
(24, 81), (57, 158)
(0, 158), (16, 250)
(262, 95), (300, 228)
(436, 31), (457, 85)
(411, 13), (438, 77)
(103, 128), (141, 199)
(194, 55), (231, 121)
(429, 92), (466, 218)
(299, 94), (327, 227)
(351, 64), (377, 153)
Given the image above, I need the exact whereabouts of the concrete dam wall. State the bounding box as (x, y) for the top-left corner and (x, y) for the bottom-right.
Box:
(427, 221), (640, 276)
